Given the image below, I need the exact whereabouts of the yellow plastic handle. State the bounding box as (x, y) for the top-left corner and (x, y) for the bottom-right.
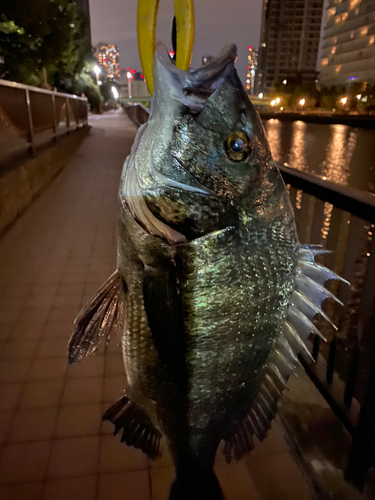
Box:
(174, 0), (195, 72)
(137, 0), (194, 95)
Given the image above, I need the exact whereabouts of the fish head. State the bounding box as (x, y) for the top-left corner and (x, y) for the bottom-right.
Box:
(121, 44), (292, 244)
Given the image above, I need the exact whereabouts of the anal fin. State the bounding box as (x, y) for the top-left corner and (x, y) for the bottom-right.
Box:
(68, 270), (126, 364)
(102, 392), (162, 460)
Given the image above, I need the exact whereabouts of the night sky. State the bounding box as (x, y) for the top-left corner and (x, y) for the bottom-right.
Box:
(89, 0), (262, 83)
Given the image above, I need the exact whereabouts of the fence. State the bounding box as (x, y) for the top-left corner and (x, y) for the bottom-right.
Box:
(125, 103), (375, 492)
(280, 164), (375, 491)
(0, 79), (88, 163)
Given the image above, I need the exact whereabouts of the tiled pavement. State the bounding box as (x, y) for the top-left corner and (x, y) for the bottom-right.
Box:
(0, 110), (313, 500)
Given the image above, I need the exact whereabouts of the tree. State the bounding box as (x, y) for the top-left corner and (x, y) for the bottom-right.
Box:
(0, 0), (88, 88)
(57, 62), (103, 113)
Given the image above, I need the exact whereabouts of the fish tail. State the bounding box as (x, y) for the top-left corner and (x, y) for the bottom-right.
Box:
(168, 471), (224, 500)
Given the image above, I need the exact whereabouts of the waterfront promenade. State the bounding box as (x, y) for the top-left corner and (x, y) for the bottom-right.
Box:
(0, 110), (331, 499)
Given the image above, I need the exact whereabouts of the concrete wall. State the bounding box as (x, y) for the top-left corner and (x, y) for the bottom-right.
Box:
(0, 127), (89, 236)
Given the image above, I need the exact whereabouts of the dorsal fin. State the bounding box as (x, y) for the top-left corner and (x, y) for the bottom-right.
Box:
(223, 244), (347, 462)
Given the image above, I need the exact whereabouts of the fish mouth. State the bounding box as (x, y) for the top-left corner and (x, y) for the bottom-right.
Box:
(123, 45), (239, 244)
(154, 43), (238, 111)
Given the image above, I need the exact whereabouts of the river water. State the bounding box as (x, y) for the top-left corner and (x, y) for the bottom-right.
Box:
(262, 119), (375, 193)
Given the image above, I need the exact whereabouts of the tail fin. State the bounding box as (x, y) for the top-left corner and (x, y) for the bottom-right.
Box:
(168, 471), (224, 500)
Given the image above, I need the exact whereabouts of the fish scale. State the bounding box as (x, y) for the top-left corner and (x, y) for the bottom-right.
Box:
(68, 43), (347, 500)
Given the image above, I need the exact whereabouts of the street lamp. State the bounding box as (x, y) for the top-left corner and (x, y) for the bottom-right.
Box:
(127, 71), (133, 98)
(356, 94), (362, 100)
(93, 65), (101, 84)
(283, 79), (287, 85)
(299, 98), (306, 107)
(258, 92), (263, 99)
(340, 96), (348, 105)
(270, 99), (276, 107)
(275, 97), (281, 105)
(111, 86), (119, 99)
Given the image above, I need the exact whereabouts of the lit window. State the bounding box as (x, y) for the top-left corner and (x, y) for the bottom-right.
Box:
(369, 35), (375, 45)
(335, 65), (342, 73)
(331, 47), (336, 54)
(349, 0), (361, 10)
(361, 26), (368, 36)
(321, 58), (328, 66)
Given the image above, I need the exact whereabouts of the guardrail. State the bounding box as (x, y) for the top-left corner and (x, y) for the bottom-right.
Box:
(0, 79), (88, 164)
(280, 164), (375, 491)
(125, 103), (375, 492)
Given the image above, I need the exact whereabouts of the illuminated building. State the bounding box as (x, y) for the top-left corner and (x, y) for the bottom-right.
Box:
(319, 0), (375, 86)
(245, 46), (257, 95)
(96, 44), (121, 80)
(256, 0), (324, 92)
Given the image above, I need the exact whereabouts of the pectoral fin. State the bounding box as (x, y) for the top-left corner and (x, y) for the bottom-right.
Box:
(68, 270), (126, 364)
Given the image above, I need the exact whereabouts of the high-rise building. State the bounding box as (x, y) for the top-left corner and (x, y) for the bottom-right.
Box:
(96, 44), (121, 80)
(245, 46), (258, 95)
(256, 0), (324, 92)
(319, 0), (375, 86)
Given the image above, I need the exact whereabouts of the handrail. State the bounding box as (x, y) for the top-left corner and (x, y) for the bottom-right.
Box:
(0, 79), (88, 162)
(278, 165), (375, 223)
(0, 79), (87, 102)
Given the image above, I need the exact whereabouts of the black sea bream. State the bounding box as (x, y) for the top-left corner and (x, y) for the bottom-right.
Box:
(68, 44), (345, 500)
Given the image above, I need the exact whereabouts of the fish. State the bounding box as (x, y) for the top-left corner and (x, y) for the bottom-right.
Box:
(68, 43), (347, 500)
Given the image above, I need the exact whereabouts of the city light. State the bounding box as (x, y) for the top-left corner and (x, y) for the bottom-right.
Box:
(258, 93), (263, 99)
(283, 79), (287, 84)
(275, 97), (281, 104)
(93, 65), (101, 75)
(340, 97), (348, 105)
(97, 44), (120, 79)
(356, 94), (362, 100)
(111, 86), (119, 99)
(270, 100), (276, 107)
(299, 98), (306, 107)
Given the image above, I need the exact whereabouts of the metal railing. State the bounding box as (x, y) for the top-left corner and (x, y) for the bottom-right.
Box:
(0, 80), (88, 164)
(280, 164), (375, 492)
(125, 103), (375, 492)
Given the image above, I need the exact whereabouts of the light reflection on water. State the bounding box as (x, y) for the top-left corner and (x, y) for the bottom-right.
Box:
(263, 119), (375, 193)
(289, 121), (308, 173)
(322, 124), (357, 185)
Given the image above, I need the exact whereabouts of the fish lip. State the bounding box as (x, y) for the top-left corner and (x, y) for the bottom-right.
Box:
(155, 42), (238, 98)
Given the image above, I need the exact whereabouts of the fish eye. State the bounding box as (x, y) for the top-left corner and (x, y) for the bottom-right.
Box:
(226, 132), (250, 161)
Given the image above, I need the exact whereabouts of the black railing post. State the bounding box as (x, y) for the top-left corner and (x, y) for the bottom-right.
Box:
(344, 344), (360, 408)
(345, 352), (375, 491)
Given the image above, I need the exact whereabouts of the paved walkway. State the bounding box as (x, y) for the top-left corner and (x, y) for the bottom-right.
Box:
(0, 110), (313, 500)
